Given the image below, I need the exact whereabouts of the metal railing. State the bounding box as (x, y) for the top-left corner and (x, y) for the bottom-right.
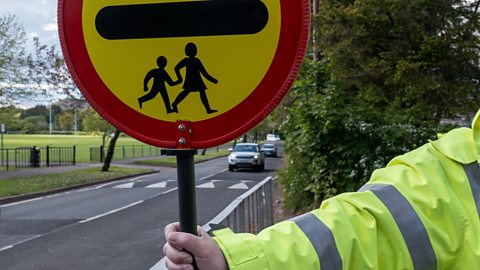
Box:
(150, 176), (275, 270)
(0, 148), (12, 171)
(43, 146), (76, 167)
(206, 176), (275, 234)
(0, 146), (76, 170)
(90, 145), (163, 162)
(14, 147), (34, 168)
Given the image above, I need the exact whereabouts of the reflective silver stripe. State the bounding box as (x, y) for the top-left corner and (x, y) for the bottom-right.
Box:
(463, 162), (480, 218)
(291, 212), (342, 270)
(361, 184), (437, 270)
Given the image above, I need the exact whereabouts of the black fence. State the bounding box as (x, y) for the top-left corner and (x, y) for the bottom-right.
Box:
(42, 146), (76, 167)
(90, 145), (163, 162)
(0, 146), (76, 171)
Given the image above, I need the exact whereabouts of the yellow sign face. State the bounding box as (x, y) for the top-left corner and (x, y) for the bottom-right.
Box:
(82, 0), (281, 122)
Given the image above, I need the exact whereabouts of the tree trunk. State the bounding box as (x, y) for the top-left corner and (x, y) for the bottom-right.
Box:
(312, 0), (320, 61)
(252, 131), (258, 143)
(201, 149), (207, 155)
(102, 129), (121, 172)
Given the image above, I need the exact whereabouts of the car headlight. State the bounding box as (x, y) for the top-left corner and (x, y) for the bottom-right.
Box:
(253, 155), (259, 159)
(229, 154), (236, 159)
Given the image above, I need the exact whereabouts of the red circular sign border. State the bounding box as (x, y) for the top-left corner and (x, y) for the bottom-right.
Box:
(58, 0), (310, 149)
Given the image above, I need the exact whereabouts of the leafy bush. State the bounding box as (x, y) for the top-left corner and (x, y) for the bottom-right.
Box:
(279, 60), (454, 210)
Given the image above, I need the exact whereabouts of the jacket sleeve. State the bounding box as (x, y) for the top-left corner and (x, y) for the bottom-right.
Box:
(213, 129), (476, 269)
(214, 190), (417, 270)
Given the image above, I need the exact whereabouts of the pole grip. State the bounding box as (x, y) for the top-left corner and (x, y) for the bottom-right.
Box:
(175, 149), (199, 270)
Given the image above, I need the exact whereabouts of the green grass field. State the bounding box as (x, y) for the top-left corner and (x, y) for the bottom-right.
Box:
(0, 134), (150, 163)
(0, 134), (235, 163)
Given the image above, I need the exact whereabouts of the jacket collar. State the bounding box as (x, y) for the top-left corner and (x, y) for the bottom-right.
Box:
(472, 110), (480, 162)
(428, 110), (479, 164)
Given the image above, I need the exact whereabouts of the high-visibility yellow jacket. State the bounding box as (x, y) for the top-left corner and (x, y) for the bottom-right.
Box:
(213, 111), (480, 270)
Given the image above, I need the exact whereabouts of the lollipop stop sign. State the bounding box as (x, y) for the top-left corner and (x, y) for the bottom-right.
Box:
(59, 0), (310, 267)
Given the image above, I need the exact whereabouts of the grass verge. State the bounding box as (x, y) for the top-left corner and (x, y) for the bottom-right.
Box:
(135, 150), (229, 167)
(0, 166), (152, 198)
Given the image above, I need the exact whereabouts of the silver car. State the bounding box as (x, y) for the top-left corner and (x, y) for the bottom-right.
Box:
(261, 143), (278, 157)
(228, 143), (265, 172)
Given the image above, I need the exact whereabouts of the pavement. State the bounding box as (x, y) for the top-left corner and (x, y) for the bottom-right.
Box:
(0, 163), (101, 180)
(0, 156), (168, 181)
(0, 158), (167, 205)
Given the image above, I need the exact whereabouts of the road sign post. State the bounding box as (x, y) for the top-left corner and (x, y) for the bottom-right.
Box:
(172, 149), (199, 270)
(1, 124), (5, 167)
(59, 0), (310, 265)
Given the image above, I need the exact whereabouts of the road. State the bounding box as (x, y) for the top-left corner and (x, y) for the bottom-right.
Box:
(0, 144), (285, 270)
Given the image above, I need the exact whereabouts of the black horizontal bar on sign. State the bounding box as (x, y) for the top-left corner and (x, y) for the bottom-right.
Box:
(95, 0), (269, 40)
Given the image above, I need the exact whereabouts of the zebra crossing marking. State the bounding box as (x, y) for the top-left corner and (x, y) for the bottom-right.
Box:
(113, 182), (135, 189)
(112, 179), (254, 190)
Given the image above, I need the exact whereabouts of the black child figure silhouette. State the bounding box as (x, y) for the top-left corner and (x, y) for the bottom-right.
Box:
(138, 56), (180, 113)
(172, 43), (218, 114)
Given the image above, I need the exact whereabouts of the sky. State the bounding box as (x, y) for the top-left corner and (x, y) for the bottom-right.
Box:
(1, 0), (60, 55)
(1, 0), (63, 107)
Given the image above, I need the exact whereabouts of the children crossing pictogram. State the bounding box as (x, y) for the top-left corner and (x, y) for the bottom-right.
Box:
(139, 43), (218, 114)
(138, 56), (179, 113)
(172, 43), (218, 114)
(60, 0), (310, 148)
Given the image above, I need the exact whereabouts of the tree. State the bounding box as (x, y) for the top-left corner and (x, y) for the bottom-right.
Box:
(0, 106), (23, 131)
(29, 37), (122, 171)
(0, 15), (28, 105)
(59, 111), (74, 131)
(280, 0), (480, 210)
(23, 105), (48, 120)
(102, 129), (121, 172)
(81, 107), (115, 147)
(21, 115), (48, 134)
(318, 0), (480, 124)
(27, 37), (84, 105)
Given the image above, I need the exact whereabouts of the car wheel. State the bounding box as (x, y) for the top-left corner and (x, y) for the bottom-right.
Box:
(229, 165), (235, 172)
(256, 164), (265, 172)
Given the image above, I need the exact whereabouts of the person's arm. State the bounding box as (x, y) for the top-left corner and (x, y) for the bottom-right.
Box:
(164, 127), (474, 269)
(144, 70), (154, 91)
(165, 71), (178, 86)
(174, 60), (186, 84)
(163, 223), (228, 270)
(198, 61), (218, 84)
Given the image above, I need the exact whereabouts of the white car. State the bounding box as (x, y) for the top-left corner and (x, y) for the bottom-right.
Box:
(228, 143), (265, 172)
(266, 134), (280, 141)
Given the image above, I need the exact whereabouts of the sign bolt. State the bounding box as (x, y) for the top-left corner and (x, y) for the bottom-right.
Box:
(178, 124), (186, 132)
(178, 138), (186, 145)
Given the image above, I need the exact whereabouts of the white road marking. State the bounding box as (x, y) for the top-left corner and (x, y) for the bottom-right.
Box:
(196, 182), (215, 188)
(228, 183), (249, 190)
(113, 182), (135, 189)
(0, 245), (13, 252)
(1, 197), (43, 207)
(146, 181), (167, 188)
(196, 180), (223, 189)
(0, 235), (41, 252)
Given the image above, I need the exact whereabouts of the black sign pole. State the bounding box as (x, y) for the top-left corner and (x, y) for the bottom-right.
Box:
(175, 149), (199, 270)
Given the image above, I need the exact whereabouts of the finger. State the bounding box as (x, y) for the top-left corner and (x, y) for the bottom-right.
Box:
(163, 243), (193, 264)
(164, 258), (194, 270)
(196, 226), (207, 237)
(164, 222), (181, 239)
(167, 230), (213, 259)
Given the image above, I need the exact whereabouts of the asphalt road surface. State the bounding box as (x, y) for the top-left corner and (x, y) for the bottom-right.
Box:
(0, 143), (285, 270)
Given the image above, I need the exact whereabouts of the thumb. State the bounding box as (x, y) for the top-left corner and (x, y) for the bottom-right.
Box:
(167, 230), (211, 258)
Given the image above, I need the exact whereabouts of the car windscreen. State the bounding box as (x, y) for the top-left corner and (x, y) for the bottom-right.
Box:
(233, 145), (258, 152)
